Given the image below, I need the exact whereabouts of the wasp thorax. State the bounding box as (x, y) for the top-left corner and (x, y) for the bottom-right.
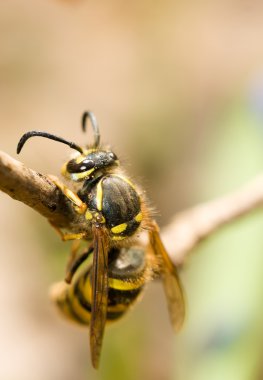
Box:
(62, 150), (119, 181)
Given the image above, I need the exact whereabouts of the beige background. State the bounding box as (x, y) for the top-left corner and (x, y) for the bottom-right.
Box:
(1, 1), (263, 379)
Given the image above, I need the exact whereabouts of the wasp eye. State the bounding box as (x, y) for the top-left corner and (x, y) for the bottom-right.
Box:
(82, 159), (94, 167)
(67, 159), (95, 173)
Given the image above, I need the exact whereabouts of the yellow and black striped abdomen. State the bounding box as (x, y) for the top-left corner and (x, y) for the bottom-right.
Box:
(51, 246), (147, 325)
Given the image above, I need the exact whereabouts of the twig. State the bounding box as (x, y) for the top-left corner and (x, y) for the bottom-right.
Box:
(162, 175), (263, 264)
(0, 151), (87, 233)
(0, 150), (262, 262)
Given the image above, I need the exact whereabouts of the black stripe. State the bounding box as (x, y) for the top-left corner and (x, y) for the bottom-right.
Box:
(106, 310), (125, 320)
(107, 286), (143, 307)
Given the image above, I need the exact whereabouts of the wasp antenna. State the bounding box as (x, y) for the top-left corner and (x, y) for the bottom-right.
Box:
(17, 131), (84, 154)
(81, 111), (100, 148)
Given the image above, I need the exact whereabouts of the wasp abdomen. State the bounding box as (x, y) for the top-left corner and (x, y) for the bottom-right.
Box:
(52, 247), (146, 324)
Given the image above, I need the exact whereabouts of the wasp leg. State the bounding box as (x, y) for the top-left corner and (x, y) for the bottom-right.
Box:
(65, 245), (94, 284)
(49, 220), (86, 241)
(48, 174), (87, 214)
(65, 239), (82, 278)
(61, 232), (86, 241)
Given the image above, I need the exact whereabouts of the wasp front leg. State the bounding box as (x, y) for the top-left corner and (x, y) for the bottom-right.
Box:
(48, 175), (87, 241)
(48, 174), (87, 215)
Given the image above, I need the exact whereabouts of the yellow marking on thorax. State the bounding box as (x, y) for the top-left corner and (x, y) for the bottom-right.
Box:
(85, 211), (93, 220)
(96, 179), (103, 211)
(135, 212), (143, 223)
(111, 223), (127, 234)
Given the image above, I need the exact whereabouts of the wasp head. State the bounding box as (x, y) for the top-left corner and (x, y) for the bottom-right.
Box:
(62, 149), (119, 182)
(17, 111), (119, 182)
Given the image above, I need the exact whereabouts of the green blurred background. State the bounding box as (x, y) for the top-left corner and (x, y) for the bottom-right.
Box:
(1, 1), (263, 379)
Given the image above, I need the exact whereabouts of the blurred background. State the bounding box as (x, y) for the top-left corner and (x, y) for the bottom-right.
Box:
(1, 1), (263, 379)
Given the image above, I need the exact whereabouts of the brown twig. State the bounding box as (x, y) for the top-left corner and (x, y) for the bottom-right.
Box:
(162, 175), (263, 264)
(0, 150), (263, 263)
(0, 151), (87, 233)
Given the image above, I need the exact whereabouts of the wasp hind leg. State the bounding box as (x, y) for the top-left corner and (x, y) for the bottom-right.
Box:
(65, 242), (94, 284)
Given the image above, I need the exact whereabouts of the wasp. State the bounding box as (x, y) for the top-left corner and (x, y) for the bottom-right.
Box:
(17, 111), (185, 369)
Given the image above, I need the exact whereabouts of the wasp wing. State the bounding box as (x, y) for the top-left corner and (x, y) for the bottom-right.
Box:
(149, 223), (185, 332)
(90, 225), (109, 369)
